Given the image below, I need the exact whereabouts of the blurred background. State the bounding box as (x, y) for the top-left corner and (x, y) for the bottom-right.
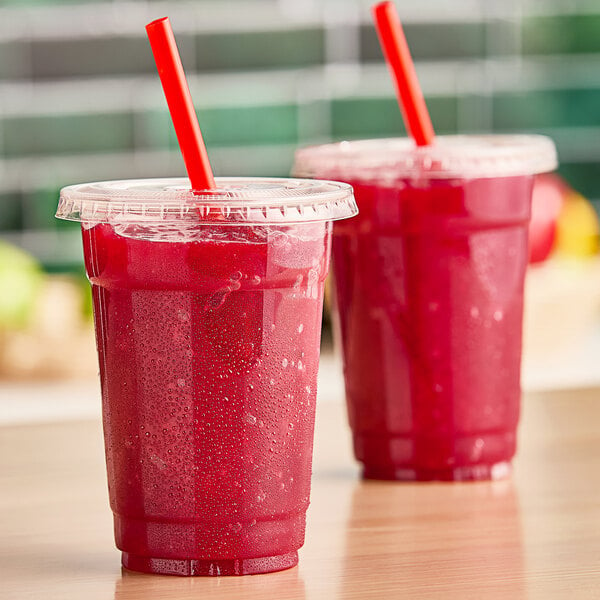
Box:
(0, 0), (599, 393)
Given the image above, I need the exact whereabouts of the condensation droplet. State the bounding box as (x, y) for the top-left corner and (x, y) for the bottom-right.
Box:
(282, 358), (288, 368)
(470, 306), (480, 318)
(493, 310), (504, 321)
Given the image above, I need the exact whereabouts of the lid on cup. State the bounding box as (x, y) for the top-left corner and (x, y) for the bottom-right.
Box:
(56, 177), (357, 225)
(293, 135), (558, 181)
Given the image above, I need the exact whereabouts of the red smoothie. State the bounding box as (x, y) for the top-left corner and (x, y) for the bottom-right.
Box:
(83, 221), (328, 574)
(58, 177), (356, 575)
(293, 136), (558, 481)
(332, 176), (532, 480)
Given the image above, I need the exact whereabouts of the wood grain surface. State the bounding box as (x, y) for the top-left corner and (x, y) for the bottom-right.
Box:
(1, 387), (600, 599)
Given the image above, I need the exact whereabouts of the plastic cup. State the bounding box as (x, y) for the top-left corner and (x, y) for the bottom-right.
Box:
(293, 136), (557, 481)
(56, 177), (357, 575)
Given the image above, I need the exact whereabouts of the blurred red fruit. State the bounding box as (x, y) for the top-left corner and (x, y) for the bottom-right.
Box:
(528, 174), (566, 264)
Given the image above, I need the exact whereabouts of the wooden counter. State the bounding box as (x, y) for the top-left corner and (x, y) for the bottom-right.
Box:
(1, 387), (600, 599)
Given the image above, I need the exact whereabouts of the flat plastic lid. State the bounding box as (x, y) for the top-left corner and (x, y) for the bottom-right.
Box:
(293, 135), (558, 181)
(56, 177), (357, 225)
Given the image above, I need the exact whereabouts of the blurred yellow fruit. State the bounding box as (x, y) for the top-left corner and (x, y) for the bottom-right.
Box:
(555, 192), (600, 257)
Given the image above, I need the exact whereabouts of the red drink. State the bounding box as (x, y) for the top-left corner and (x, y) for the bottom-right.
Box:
(294, 136), (557, 481)
(57, 178), (357, 574)
(333, 176), (533, 480)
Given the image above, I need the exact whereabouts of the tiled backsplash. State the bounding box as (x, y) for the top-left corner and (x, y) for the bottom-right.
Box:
(1, 0), (599, 269)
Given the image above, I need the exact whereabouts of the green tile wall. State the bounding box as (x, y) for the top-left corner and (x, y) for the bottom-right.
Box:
(201, 105), (299, 147)
(523, 14), (600, 55)
(3, 112), (135, 157)
(361, 22), (487, 62)
(30, 36), (161, 79)
(1, 2), (600, 269)
(0, 41), (31, 80)
(331, 96), (458, 139)
(493, 89), (600, 130)
(23, 187), (78, 231)
(195, 29), (325, 72)
(0, 192), (24, 231)
(138, 105), (299, 150)
(558, 163), (600, 209)
(24, 28), (324, 81)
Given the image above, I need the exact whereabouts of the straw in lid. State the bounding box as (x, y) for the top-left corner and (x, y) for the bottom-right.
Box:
(56, 177), (357, 225)
(293, 135), (558, 182)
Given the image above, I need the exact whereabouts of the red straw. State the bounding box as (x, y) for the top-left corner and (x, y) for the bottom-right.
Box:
(372, 2), (435, 146)
(146, 17), (216, 190)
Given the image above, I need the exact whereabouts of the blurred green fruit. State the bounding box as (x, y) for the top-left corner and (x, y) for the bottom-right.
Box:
(0, 240), (44, 329)
(78, 272), (94, 321)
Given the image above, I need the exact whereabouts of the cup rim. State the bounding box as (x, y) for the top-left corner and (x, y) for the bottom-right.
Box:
(293, 135), (558, 181)
(56, 176), (358, 225)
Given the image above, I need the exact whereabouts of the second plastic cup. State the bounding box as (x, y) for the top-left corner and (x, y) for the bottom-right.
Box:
(294, 136), (557, 481)
(56, 177), (357, 575)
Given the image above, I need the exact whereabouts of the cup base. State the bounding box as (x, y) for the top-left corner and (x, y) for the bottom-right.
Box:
(361, 460), (512, 482)
(121, 550), (298, 576)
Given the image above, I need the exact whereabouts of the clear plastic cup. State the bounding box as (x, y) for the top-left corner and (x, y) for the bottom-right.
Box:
(56, 177), (357, 575)
(293, 136), (557, 481)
